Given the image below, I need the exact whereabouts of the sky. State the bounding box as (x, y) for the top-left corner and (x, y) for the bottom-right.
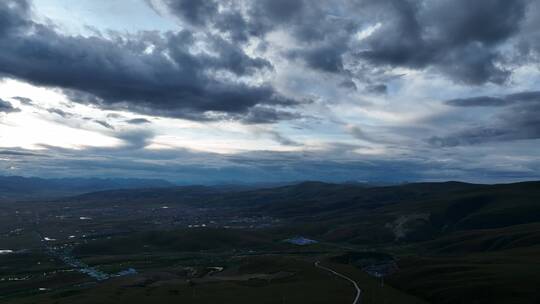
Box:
(0, 0), (539, 184)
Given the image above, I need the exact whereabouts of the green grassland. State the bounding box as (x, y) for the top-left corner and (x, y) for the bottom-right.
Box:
(1, 181), (540, 303)
(5, 255), (428, 304)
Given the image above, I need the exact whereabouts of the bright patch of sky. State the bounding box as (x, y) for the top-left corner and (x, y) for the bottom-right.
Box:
(0, 79), (314, 154)
(32, 0), (178, 34)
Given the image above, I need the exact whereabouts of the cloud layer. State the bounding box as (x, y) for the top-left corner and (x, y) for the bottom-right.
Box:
(1, 0), (539, 183)
(0, 98), (20, 113)
(0, 0), (298, 121)
(1, 0), (538, 121)
(429, 91), (540, 147)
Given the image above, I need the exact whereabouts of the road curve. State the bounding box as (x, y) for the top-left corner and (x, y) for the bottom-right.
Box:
(315, 261), (361, 304)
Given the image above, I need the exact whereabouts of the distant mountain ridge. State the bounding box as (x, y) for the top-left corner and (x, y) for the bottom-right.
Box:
(0, 175), (174, 200)
(65, 180), (540, 241)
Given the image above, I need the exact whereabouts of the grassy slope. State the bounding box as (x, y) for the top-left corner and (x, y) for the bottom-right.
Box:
(387, 208), (540, 303)
(7, 256), (428, 304)
(389, 246), (540, 304)
(4, 181), (540, 303)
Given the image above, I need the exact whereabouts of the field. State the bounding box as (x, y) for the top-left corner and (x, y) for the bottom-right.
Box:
(1, 181), (539, 303)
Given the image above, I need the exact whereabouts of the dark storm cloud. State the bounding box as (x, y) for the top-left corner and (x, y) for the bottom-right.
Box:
(156, 0), (534, 85)
(445, 91), (540, 107)
(0, 0), (30, 36)
(0, 0), (535, 125)
(148, 0), (247, 42)
(366, 84), (388, 95)
(1, 0), (528, 125)
(288, 43), (347, 73)
(159, 0), (218, 26)
(252, 0), (304, 25)
(428, 128), (509, 147)
(430, 91), (540, 147)
(0, 0), (297, 121)
(116, 130), (155, 149)
(250, 1), (358, 74)
(126, 118), (151, 125)
(507, 91), (540, 103)
(0, 98), (20, 113)
(156, 0), (357, 73)
(358, 0), (527, 84)
(11, 96), (34, 105)
(0, 149), (45, 157)
(339, 80), (357, 91)
(446, 96), (508, 107)
(47, 108), (73, 118)
(93, 120), (115, 130)
(242, 107), (302, 124)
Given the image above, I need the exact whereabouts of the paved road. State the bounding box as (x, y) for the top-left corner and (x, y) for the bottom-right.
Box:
(315, 261), (361, 304)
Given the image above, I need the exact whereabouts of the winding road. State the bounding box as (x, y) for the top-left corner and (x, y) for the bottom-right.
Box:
(315, 261), (361, 304)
